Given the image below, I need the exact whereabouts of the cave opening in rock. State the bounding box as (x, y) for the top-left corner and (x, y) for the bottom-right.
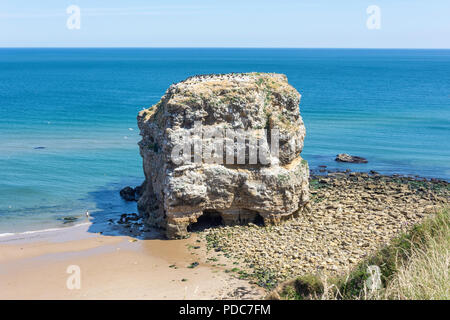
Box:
(253, 213), (265, 226)
(187, 210), (223, 232)
(187, 209), (265, 232)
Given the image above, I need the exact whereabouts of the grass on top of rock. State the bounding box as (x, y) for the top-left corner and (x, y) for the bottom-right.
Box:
(275, 207), (449, 300)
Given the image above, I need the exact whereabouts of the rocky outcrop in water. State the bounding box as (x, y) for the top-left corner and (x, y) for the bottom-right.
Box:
(119, 185), (143, 202)
(335, 153), (368, 163)
(137, 73), (310, 239)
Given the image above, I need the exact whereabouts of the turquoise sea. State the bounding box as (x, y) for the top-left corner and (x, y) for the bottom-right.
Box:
(0, 48), (449, 234)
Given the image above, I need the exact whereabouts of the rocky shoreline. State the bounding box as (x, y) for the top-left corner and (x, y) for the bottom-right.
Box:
(195, 170), (449, 289)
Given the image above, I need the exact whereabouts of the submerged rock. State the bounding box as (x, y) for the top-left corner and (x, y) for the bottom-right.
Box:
(58, 216), (79, 224)
(118, 213), (139, 224)
(137, 73), (310, 239)
(335, 153), (368, 163)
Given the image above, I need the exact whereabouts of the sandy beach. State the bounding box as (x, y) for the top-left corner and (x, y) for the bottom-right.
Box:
(0, 223), (264, 300)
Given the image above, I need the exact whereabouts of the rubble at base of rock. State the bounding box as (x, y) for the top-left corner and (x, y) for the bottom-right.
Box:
(199, 172), (449, 288)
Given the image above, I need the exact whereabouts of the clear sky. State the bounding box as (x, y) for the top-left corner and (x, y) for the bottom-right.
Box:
(1, 0), (449, 48)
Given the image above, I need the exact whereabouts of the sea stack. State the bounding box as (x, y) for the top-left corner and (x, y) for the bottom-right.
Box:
(137, 73), (310, 239)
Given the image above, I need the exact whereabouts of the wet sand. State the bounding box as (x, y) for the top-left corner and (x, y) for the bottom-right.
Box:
(0, 224), (263, 299)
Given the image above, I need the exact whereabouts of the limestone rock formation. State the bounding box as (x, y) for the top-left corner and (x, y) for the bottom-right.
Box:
(137, 73), (310, 239)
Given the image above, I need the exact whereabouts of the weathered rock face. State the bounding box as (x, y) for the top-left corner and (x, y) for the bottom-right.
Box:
(137, 73), (309, 239)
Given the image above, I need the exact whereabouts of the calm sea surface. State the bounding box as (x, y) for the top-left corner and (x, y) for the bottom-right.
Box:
(0, 48), (449, 233)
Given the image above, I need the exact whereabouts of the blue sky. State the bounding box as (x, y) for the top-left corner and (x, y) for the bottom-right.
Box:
(1, 0), (449, 48)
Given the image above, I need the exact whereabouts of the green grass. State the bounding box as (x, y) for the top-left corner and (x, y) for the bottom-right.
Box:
(385, 208), (449, 299)
(279, 274), (324, 300)
(276, 207), (449, 300)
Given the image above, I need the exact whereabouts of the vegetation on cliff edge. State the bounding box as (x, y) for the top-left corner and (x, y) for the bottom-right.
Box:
(273, 207), (449, 300)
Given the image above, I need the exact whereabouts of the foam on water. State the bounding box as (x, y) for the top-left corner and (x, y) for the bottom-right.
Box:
(0, 222), (91, 238)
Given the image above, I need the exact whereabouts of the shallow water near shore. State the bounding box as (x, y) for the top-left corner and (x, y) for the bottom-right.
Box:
(0, 48), (449, 234)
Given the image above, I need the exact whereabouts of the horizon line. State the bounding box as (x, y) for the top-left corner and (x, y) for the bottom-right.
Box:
(1, 46), (450, 50)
